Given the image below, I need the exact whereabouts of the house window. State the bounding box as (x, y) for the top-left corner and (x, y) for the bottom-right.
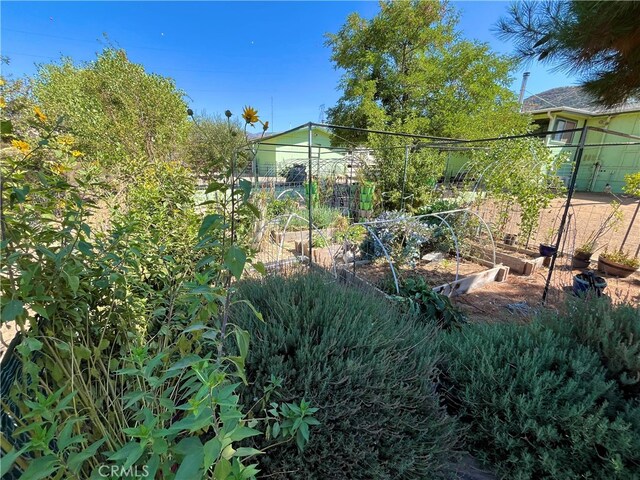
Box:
(552, 118), (578, 143)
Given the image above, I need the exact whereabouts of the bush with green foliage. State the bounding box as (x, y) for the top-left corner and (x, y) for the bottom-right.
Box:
(231, 273), (460, 479)
(1, 88), (313, 478)
(440, 322), (640, 479)
(278, 205), (344, 231)
(392, 277), (466, 329)
(266, 197), (300, 219)
(360, 211), (434, 266)
(541, 297), (640, 397)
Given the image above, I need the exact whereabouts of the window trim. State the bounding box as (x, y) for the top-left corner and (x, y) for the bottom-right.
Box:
(551, 117), (578, 143)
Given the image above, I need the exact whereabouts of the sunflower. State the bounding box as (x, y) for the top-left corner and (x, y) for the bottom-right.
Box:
(0, 97), (6, 109)
(11, 139), (30, 153)
(242, 106), (259, 125)
(34, 106), (47, 122)
(71, 150), (84, 157)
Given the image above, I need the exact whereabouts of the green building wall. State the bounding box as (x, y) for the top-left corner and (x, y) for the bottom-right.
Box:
(537, 111), (640, 194)
(253, 127), (345, 177)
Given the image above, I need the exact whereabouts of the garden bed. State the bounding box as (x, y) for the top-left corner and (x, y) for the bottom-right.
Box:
(340, 257), (509, 297)
(470, 242), (546, 276)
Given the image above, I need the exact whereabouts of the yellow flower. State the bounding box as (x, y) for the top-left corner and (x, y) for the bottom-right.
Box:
(51, 163), (71, 175)
(242, 106), (259, 125)
(34, 106), (47, 122)
(11, 139), (30, 153)
(0, 77), (5, 86)
(71, 150), (84, 157)
(57, 134), (75, 146)
(0, 97), (6, 109)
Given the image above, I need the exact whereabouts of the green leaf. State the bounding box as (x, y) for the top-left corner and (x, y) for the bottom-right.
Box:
(66, 274), (80, 295)
(229, 426), (261, 442)
(205, 181), (226, 194)
(31, 304), (49, 320)
(245, 202), (261, 219)
(240, 463), (260, 479)
(0, 447), (26, 476)
(174, 438), (204, 480)
(0, 119), (13, 135)
(67, 438), (107, 473)
(21, 337), (43, 352)
(252, 261), (266, 275)
(57, 416), (85, 451)
(232, 299), (263, 322)
(198, 214), (224, 238)
(299, 420), (310, 442)
(203, 438), (222, 470)
(168, 354), (202, 371)
(183, 323), (207, 333)
(213, 457), (232, 479)
(2, 299), (24, 321)
(234, 328), (250, 360)
(237, 179), (252, 201)
(224, 246), (246, 280)
(19, 455), (59, 480)
(233, 447), (263, 458)
(108, 441), (143, 465)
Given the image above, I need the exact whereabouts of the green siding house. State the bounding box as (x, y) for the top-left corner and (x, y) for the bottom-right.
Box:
(522, 87), (640, 193)
(251, 125), (345, 178)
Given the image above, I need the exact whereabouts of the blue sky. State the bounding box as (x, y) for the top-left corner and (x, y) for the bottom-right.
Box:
(1, 1), (576, 133)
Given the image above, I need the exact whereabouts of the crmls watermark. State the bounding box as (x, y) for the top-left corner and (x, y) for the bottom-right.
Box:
(98, 465), (150, 478)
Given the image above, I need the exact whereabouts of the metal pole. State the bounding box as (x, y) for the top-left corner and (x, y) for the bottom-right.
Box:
(620, 199), (639, 251)
(401, 145), (409, 211)
(518, 72), (530, 107)
(543, 125), (588, 302)
(307, 122), (313, 267)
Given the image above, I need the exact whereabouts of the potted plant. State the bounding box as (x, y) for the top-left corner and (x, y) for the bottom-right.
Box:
(598, 250), (640, 278)
(573, 270), (607, 297)
(572, 243), (594, 269)
(539, 228), (557, 257)
(572, 201), (623, 269)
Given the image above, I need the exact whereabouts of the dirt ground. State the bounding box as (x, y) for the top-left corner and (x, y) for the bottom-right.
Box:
(351, 258), (486, 290)
(479, 192), (640, 257)
(454, 262), (640, 323)
(348, 252), (639, 324)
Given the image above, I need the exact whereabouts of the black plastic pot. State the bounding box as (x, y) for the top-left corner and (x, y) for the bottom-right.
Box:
(539, 243), (557, 257)
(572, 250), (592, 269)
(573, 271), (607, 297)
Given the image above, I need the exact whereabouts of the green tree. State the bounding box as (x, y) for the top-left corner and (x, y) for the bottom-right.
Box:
(325, 0), (530, 210)
(32, 48), (190, 180)
(497, 1), (640, 107)
(185, 112), (248, 181)
(32, 48), (196, 251)
(325, 0), (529, 143)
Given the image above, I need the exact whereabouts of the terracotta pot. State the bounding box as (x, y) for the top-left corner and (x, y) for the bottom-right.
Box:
(597, 255), (638, 278)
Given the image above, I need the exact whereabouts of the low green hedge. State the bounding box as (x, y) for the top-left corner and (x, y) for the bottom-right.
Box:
(440, 322), (640, 479)
(541, 297), (640, 397)
(231, 272), (460, 479)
